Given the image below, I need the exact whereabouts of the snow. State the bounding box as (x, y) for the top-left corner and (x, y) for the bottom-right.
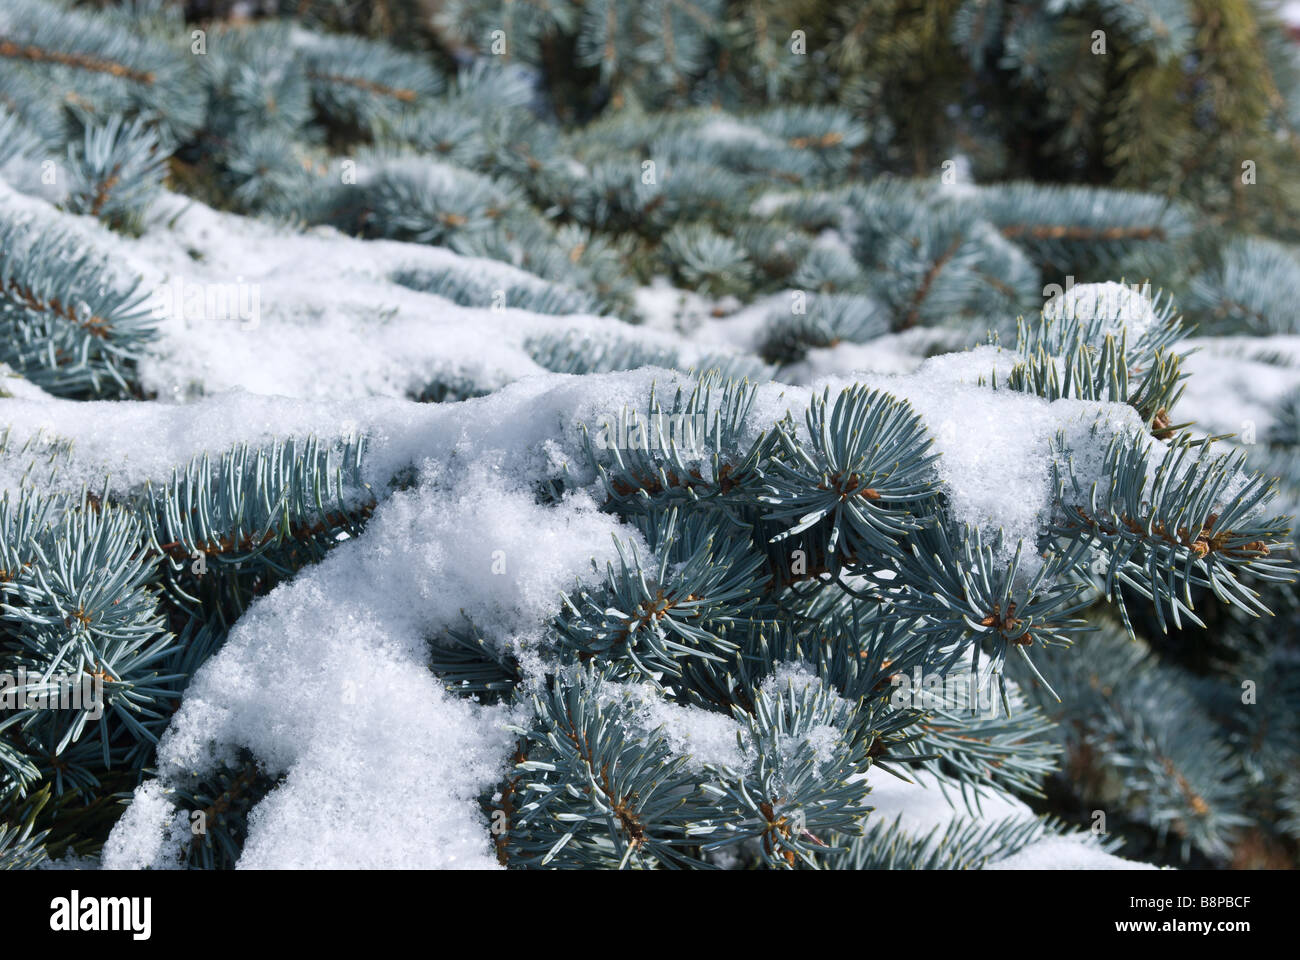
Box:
(104, 459), (632, 868)
(780, 327), (972, 382)
(633, 276), (740, 335)
(986, 836), (1159, 870)
(697, 116), (784, 149)
(813, 347), (1150, 566)
(0, 178), (730, 403)
(759, 663), (854, 772)
(866, 769), (1032, 834)
(0, 363), (52, 401)
(863, 771), (1158, 870)
(1044, 280), (1159, 345)
(595, 678), (747, 774)
(1175, 336), (1300, 439)
(1, 340), (1150, 584)
(0, 391), (427, 498)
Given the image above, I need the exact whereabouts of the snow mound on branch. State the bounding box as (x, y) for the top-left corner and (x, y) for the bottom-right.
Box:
(816, 347), (1149, 564)
(0, 178), (739, 402)
(864, 771), (1157, 870)
(985, 836), (1158, 870)
(1176, 336), (1300, 439)
(104, 449), (634, 868)
(1045, 280), (1159, 344)
(592, 679), (747, 774)
(0, 363), (52, 401)
(0, 391), (431, 498)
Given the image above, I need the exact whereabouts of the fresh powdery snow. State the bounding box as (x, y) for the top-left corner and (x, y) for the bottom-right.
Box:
(0, 171), (1178, 870)
(0, 175), (709, 402)
(1176, 336), (1300, 440)
(105, 468), (628, 869)
(812, 348), (1151, 567)
(864, 772), (1156, 870)
(1043, 280), (1160, 345)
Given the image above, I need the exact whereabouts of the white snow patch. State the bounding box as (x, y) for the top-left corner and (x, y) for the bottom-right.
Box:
(864, 770), (1156, 870)
(598, 680), (747, 773)
(104, 450), (634, 868)
(814, 348), (1150, 563)
(986, 835), (1159, 870)
(1176, 336), (1300, 439)
(0, 178), (741, 403)
(1044, 281), (1159, 345)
